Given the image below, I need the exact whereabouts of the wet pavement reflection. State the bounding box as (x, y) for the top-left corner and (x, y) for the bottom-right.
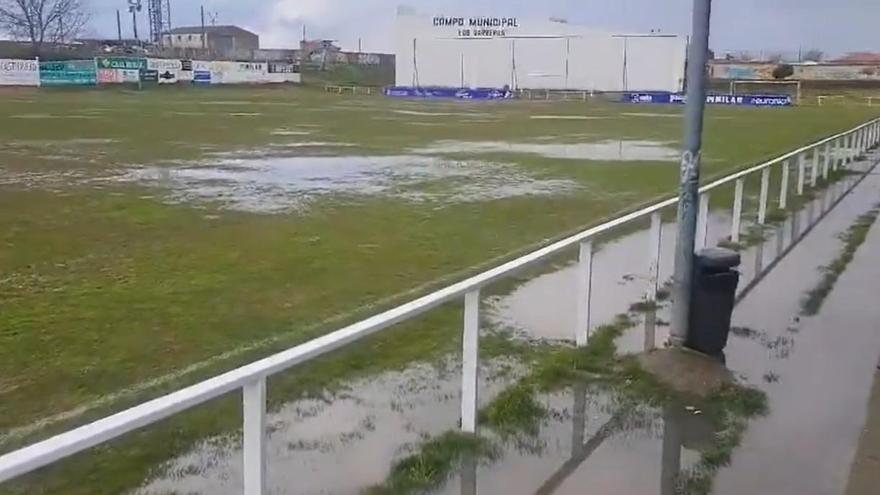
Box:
(439, 385), (715, 495)
(135, 359), (525, 495)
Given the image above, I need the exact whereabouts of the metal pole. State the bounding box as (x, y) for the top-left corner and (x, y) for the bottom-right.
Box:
(132, 10), (139, 40)
(201, 5), (206, 49)
(670, 0), (713, 346)
(117, 10), (122, 41)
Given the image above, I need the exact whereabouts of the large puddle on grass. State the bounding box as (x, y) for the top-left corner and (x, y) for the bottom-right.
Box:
(413, 140), (680, 162)
(134, 358), (524, 495)
(118, 155), (580, 213)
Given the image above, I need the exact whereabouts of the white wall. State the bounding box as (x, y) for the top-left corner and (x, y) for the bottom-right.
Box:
(396, 12), (687, 92)
(623, 36), (687, 92)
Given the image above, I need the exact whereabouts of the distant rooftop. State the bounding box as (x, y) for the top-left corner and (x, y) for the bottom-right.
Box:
(164, 25), (257, 37)
(832, 52), (880, 64)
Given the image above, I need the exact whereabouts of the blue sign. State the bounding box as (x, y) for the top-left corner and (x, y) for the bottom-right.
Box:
(39, 60), (97, 86)
(193, 70), (211, 84)
(624, 92), (792, 107)
(384, 86), (513, 100)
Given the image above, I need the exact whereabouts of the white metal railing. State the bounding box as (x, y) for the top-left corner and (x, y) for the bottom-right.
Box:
(1, 119), (879, 493)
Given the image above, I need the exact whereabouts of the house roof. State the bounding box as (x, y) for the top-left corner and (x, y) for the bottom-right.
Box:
(164, 25), (257, 37)
(832, 52), (880, 64)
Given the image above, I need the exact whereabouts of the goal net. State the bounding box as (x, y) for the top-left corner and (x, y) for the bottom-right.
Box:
(729, 80), (802, 105)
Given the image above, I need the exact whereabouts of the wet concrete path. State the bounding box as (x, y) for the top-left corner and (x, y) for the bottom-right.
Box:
(713, 168), (880, 495)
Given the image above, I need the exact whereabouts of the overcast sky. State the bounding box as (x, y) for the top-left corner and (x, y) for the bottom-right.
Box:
(86, 0), (879, 56)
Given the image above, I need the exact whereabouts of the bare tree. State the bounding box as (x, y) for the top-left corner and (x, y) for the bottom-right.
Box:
(802, 49), (824, 62)
(0, 0), (89, 56)
(766, 52), (785, 63)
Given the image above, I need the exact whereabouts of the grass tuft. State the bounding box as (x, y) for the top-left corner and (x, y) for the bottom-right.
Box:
(801, 205), (880, 315)
(365, 432), (495, 495)
(478, 384), (547, 436)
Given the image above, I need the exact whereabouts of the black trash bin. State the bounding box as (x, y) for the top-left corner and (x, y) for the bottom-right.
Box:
(685, 247), (741, 358)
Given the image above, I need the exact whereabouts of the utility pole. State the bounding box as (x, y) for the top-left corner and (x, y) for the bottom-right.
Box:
(200, 5), (206, 49)
(132, 9), (139, 40)
(358, 38), (362, 53)
(669, 0), (713, 346)
(116, 10), (122, 41)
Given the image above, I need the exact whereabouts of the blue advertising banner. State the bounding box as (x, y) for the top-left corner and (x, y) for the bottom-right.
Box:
(624, 92), (792, 107)
(384, 86), (513, 100)
(39, 60), (97, 86)
(193, 70), (211, 84)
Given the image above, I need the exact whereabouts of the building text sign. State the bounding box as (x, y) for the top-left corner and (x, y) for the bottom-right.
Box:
(432, 16), (520, 37)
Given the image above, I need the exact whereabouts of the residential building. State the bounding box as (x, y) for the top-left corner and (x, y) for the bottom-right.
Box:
(162, 26), (259, 54)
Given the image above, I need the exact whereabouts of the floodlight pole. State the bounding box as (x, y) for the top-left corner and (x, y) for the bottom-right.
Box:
(670, 0), (713, 346)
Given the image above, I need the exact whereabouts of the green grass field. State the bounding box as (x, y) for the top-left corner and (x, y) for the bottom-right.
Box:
(0, 85), (877, 493)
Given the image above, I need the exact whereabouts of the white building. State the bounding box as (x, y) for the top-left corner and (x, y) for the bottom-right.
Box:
(395, 10), (688, 92)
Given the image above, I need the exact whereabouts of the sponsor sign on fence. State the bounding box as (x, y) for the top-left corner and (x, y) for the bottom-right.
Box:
(210, 61), (269, 84)
(39, 60), (97, 86)
(624, 92), (792, 107)
(384, 86), (514, 100)
(0, 58), (40, 86)
(96, 57), (147, 71)
(25, 56), (304, 87)
(266, 62), (301, 83)
(193, 70), (211, 84)
(97, 68), (121, 84)
(148, 58), (181, 84)
(140, 69), (159, 83)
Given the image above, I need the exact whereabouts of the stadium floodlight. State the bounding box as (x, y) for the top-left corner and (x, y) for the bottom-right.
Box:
(128, 0), (143, 40)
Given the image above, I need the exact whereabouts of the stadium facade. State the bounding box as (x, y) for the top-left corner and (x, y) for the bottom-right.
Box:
(395, 11), (688, 92)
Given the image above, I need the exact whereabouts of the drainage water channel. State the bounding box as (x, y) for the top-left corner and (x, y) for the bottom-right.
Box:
(134, 156), (876, 494)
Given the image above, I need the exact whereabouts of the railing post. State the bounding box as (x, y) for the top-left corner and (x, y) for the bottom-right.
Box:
(853, 131), (859, 162)
(243, 378), (267, 495)
(575, 240), (594, 347)
(833, 138), (840, 171)
(696, 193), (710, 249)
(844, 134), (851, 167)
(758, 167), (770, 224)
(461, 289), (480, 434)
(731, 178), (744, 242)
(461, 289), (480, 433)
(849, 131), (858, 163)
(797, 153), (806, 195)
(822, 143), (830, 180)
(779, 160), (789, 210)
(647, 212), (662, 302)
(811, 147), (819, 187)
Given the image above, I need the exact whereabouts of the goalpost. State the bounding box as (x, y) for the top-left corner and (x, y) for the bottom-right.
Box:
(729, 80), (802, 105)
